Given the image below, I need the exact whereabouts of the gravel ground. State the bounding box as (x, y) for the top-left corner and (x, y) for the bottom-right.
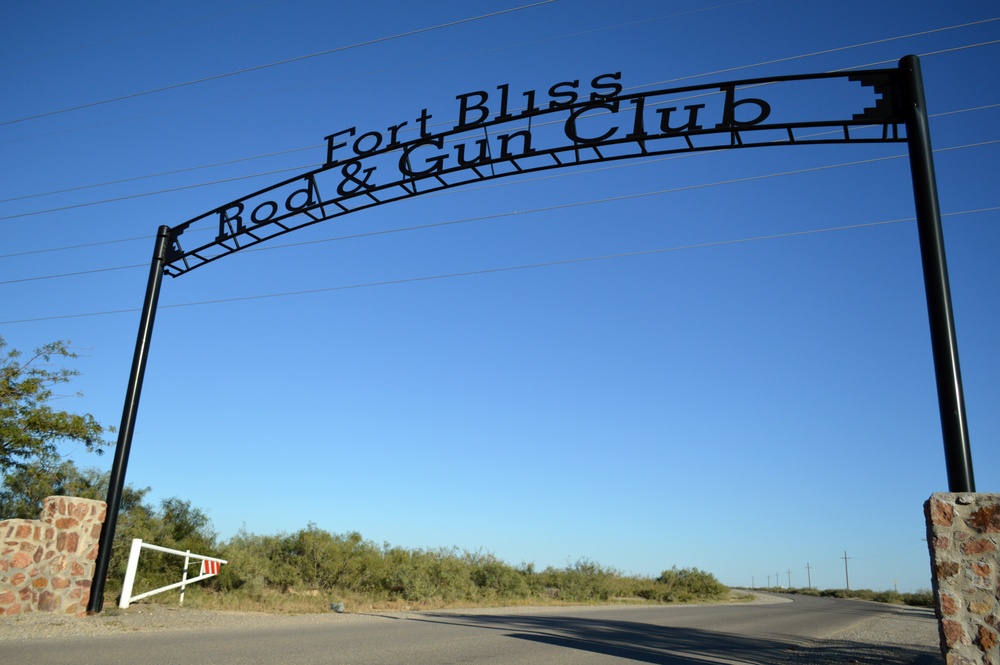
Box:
(0, 603), (372, 640)
(0, 593), (945, 663)
(817, 606), (943, 665)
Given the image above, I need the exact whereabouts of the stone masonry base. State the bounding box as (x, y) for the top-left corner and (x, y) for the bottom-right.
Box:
(926, 493), (1000, 664)
(0, 496), (107, 618)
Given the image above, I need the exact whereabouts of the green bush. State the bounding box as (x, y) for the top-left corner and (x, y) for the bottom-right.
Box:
(108, 496), (220, 598)
(788, 587), (934, 607)
(904, 590), (935, 607)
(378, 546), (475, 601)
(657, 567), (728, 598)
(216, 530), (301, 593)
(103, 498), (735, 610)
(468, 551), (529, 598)
(529, 559), (621, 602)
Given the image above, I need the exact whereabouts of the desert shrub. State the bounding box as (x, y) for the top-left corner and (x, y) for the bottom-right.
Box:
(871, 590), (903, 604)
(109, 496), (220, 598)
(216, 530), (301, 592)
(903, 589), (935, 607)
(820, 588), (851, 599)
(139, 516), (736, 610)
(532, 558), (622, 601)
(657, 567), (728, 599)
(468, 552), (529, 598)
(329, 536), (387, 595)
(285, 526), (383, 591)
(377, 546), (480, 601)
(803, 587), (932, 607)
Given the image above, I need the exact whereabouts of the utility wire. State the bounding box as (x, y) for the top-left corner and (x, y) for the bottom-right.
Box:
(4, 15), (998, 203)
(1, 35), (996, 267)
(0, 1), (747, 196)
(0, 1), (557, 127)
(4, 207), (996, 325)
(0, 234), (150, 260)
(0, 145), (319, 204)
(2, 134), (998, 267)
(0, 149), (953, 283)
(0, 164), (320, 222)
(0, 263), (146, 285)
(3, 104), (998, 225)
(634, 16), (1000, 90)
(0, 0), (745, 148)
(5, 30), (997, 211)
(842, 38), (1000, 70)
(852, 539), (927, 561)
(18, 203), (998, 289)
(3, 0), (286, 68)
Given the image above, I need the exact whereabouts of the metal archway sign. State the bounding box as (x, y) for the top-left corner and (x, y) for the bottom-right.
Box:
(88, 55), (974, 612)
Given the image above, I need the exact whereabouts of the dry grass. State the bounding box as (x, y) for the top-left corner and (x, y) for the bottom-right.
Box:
(136, 586), (754, 615)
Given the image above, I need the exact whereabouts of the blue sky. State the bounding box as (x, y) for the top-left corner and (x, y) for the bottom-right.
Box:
(2, 0), (998, 593)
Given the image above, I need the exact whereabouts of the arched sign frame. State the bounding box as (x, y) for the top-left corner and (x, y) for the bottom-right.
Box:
(87, 55), (974, 612)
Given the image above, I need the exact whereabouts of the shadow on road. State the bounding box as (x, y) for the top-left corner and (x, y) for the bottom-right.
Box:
(412, 612), (943, 665)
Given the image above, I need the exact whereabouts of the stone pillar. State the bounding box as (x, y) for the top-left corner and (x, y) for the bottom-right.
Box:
(926, 493), (1000, 664)
(0, 496), (107, 617)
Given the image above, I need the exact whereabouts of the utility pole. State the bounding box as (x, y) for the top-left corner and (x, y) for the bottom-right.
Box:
(842, 551), (852, 591)
(767, 575), (771, 588)
(806, 563), (812, 590)
(776, 571), (781, 589)
(787, 569), (792, 589)
(751, 576), (755, 589)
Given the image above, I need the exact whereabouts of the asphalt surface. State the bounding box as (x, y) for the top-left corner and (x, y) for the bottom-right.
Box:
(3, 594), (943, 664)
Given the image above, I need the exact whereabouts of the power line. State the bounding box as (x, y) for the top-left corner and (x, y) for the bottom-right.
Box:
(2, 206), (996, 324)
(934, 103), (1000, 118)
(0, 145), (320, 205)
(0, 263), (145, 285)
(3, 36), (996, 220)
(0, 234), (152, 260)
(845, 38), (1000, 70)
(634, 16), (1000, 90)
(0, 0), (754, 197)
(852, 538), (928, 561)
(0, 128), (995, 293)
(2, 138), (998, 285)
(0, 163), (321, 222)
(2, 119), (998, 228)
(9, 95), (997, 214)
(0, 1), (747, 148)
(3, 0), (286, 68)
(3, 76), (997, 224)
(0, 27), (995, 278)
(0, 1), (557, 127)
(4, 21), (998, 206)
(910, 38), (1000, 61)
(0, 119), (993, 261)
(0, 151), (944, 280)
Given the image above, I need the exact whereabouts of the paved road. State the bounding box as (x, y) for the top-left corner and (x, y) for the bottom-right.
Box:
(8, 595), (942, 664)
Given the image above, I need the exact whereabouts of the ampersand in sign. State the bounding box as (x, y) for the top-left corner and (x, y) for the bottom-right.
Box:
(337, 160), (376, 196)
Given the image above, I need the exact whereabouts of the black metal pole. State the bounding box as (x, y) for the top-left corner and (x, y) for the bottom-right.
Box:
(898, 55), (975, 492)
(87, 225), (171, 614)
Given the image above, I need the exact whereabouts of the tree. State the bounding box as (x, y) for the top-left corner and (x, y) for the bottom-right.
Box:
(0, 336), (112, 516)
(0, 459), (105, 519)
